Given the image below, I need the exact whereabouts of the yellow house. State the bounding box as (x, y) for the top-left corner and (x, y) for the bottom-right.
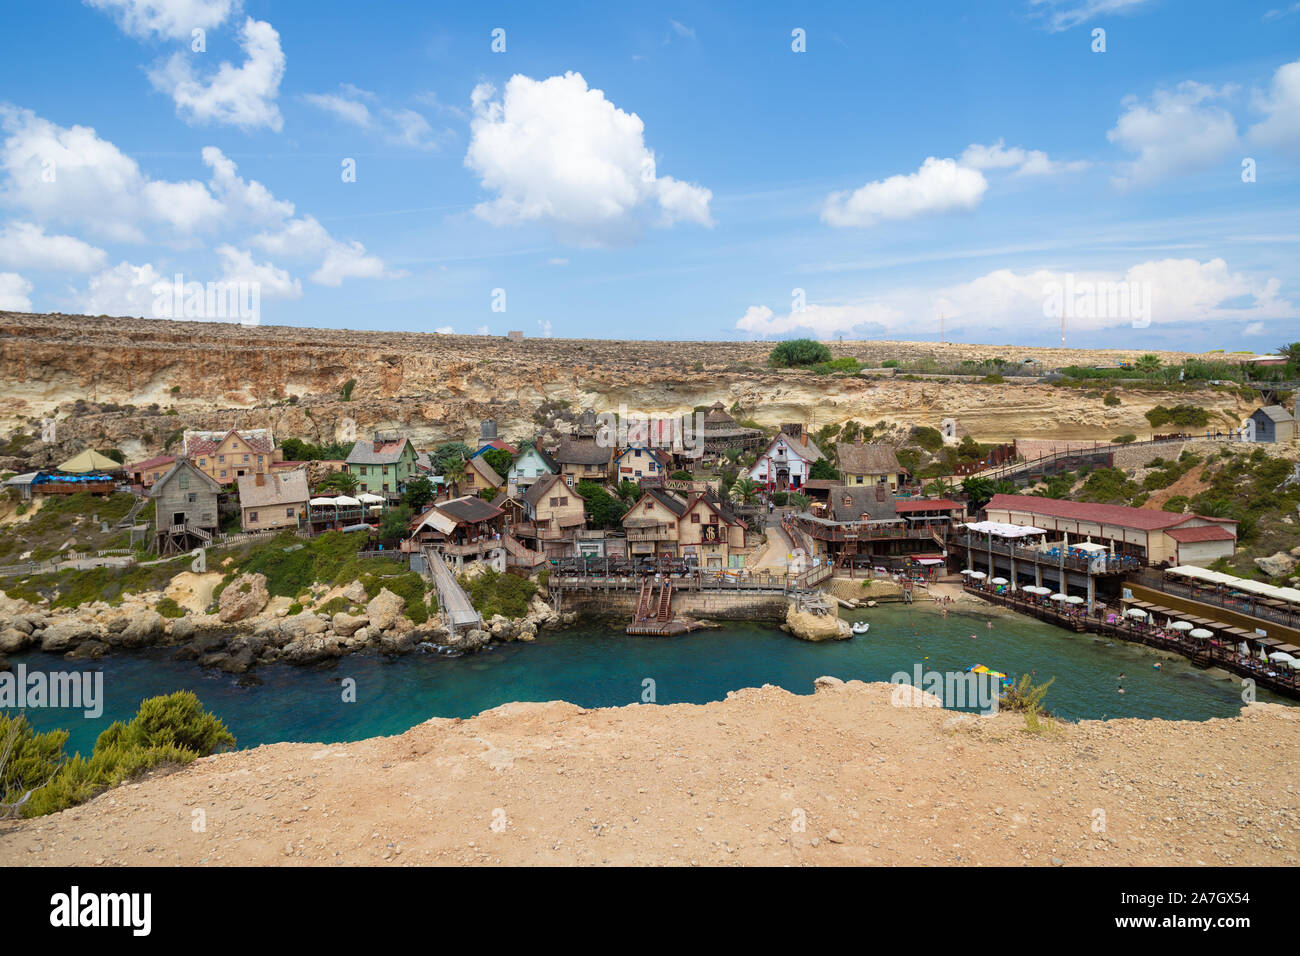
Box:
(676, 493), (747, 568)
(837, 442), (907, 490)
(237, 470), (309, 532)
(184, 428), (282, 486)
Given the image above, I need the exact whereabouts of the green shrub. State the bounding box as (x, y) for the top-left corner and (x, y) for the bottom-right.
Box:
(286, 601), (303, 616)
(1111, 433), (1137, 444)
(881, 359), (899, 368)
(1103, 392), (1120, 406)
(1162, 495), (1189, 513)
(461, 568), (538, 619)
(154, 596), (186, 619)
(768, 339), (832, 368)
(2, 692), (234, 818)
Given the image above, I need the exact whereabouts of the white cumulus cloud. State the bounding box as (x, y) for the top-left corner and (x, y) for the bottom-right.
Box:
(1249, 57), (1300, 151)
(0, 272), (33, 310)
(0, 105), (223, 241)
(85, 0), (239, 40)
(215, 244), (300, 298)
(959, 140), (1089, 177)
(76, 261), (165, 317)
(822, 157), (988, 228)
(465, 71), (713, 245)
(149, 17), (285, 131)
(1107, 81), (1239, 186)
(0, 221), (108, 272)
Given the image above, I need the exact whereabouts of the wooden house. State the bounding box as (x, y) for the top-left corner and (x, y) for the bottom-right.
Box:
(148, 458), (221, 554)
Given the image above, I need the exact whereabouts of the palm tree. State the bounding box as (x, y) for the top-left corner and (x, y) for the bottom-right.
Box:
(923, 477), (955, 497)
(1134, 353), (1162, 374)
(317, 470), (358, 496)
(441, 457), (467, 498)
(787, 492), (811, 511)
(1277, 342), (1300, 367)
(729, 477), (759, 505)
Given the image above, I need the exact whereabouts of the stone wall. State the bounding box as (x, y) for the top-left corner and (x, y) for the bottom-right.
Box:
(557, 588), (788, 622)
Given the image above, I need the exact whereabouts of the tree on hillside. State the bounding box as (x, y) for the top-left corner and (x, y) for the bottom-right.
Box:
(1135, 354), (1162, 373)
(431, 442), (474, 474)
(378, 504), (412, 542)
(961, 476), (996, 511)
(809, 457), (838, 480)
(768, 339), (832, 368)
(402, 476), (435, 512)
(441, 457), (467, 498)
(729, 477), (759, 505)
(1277, 342), (1300, 368)
(481, 447), (514, 480)
(317, 470), (358, 495)
(576, 480), (626, 528)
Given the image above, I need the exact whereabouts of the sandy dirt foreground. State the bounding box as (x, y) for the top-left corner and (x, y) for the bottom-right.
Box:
(2, 681), (1297, 867)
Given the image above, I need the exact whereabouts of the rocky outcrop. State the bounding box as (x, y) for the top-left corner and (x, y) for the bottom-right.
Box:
(366, 589), (405, 633)
(218, 573), (269, 623)
(331, 612), (369, 637)
(1255, 552), (1297, 579)
(785, 604), (852, 642)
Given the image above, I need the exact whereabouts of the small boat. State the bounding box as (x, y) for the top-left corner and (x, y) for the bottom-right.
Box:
(850, 621), (870, 634)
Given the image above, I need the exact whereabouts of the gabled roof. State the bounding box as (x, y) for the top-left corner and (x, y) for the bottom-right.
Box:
(522, 472), (585, 508)
(984, 493), (1226, 532)
(183, 428), (275, 458)
(1253, 405), (1296, 423)
(691, 490), (742, 526)
(346, 437), (414, 465)
(128, 454), (175, 473)
(435, 495), (504, 525)
(472, 438), (519, 457)
(830, 485), (899, 522)
(553, 439), (611, 465)
(147, 457), (222, 497)
(758, 431), (825, 463)
(237, 469), (309, 509)
(615, 444), (672, 468)
(511, 445), (559, 474)
(837, 442), (903, 475)
(467, 454), (503, 487)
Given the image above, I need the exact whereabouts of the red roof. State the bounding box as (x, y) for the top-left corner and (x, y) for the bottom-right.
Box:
(896, 498), (962, 512)
(984, 494), (1205, 531)
(1167, 524), (1236, 543)
(129, 454), (174, 472)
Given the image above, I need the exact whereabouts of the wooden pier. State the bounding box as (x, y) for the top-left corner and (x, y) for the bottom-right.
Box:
(964, 584), (1300, 701)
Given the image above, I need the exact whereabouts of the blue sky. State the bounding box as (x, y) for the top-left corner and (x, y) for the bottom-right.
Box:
(0, 0), (1297, 349)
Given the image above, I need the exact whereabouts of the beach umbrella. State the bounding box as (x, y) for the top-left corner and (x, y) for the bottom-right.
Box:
(333, 495), (361, 507)
(1127, 608), (1148, 619)
(991, 577), (1008, 585)
(1050, 592), (1068, 601)
(1268, 651), (1296, 663)
(1168, 620), (1194, 631)
(1189, 628), (1213, 639)
(968, 571), (986, 580)
(959, 569), (975, 575)
(1287, 659), (1300, 670)
(309, 497), (337, 507)
(1028, 585), (1050, 595)
(1259, 646), (1271, 662)
(1065, 595), (1085, 604)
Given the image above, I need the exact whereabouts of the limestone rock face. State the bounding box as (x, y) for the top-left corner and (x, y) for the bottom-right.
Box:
(785, 605), (851, 642)
(1255, 552), (1297, 578)
(0, 627), (32, 654)
(332, 612), (369, 637)
(109, 609), (164, 648)
(366, 588), (406, 632)
(341, 581), (368, 604)
(219, 573), (269, 623)
(40, 620), (97, 652)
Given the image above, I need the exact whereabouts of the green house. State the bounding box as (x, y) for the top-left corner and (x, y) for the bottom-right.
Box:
(345, 437), (420, 499)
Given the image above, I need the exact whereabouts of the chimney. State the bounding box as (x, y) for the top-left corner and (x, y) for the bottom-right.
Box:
(801, 433), (808, 447)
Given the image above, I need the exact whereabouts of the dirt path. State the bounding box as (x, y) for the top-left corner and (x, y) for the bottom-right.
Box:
(3, 681), (1296, 867)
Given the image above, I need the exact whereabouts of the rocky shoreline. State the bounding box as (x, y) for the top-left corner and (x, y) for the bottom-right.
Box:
(0, 571), (579, 678)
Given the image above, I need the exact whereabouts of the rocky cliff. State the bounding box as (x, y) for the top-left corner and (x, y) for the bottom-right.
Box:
(0, 310), (1258, 465)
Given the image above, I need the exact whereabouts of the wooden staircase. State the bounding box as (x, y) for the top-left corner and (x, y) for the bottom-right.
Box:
(655, 581), (673, 622)
(634, 578), (653, 622)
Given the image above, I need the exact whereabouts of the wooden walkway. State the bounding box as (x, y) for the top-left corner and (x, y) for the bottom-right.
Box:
(965, 585), (1300, 701)
(421, 547), (483, 635)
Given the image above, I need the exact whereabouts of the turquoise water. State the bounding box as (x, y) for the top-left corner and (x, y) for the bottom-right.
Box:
(7, 603), (1286, 754)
